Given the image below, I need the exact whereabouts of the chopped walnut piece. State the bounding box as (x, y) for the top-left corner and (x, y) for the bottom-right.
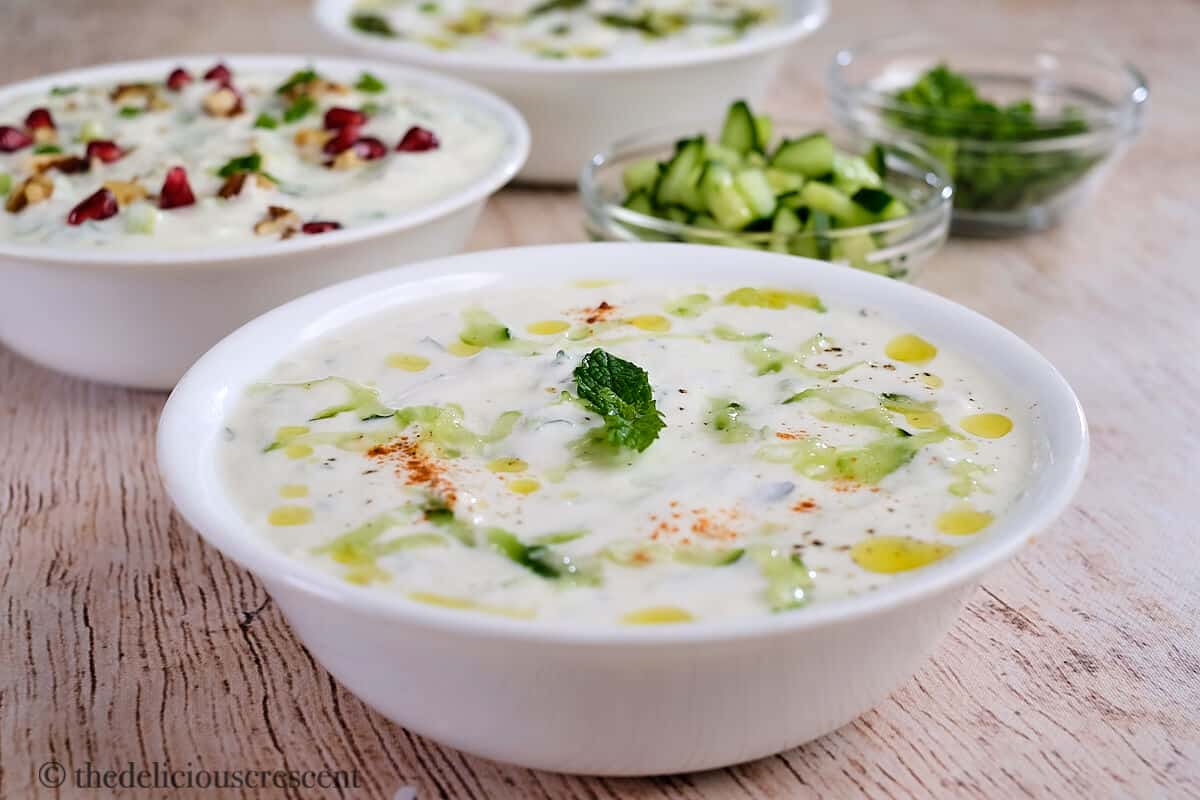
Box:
(5, 174), (54, 213)
(329, 149), (363, 171)
(217, 171), (276, 199)
(102, 180), (148, 206)
(202, 87), (243, 117)
(293, 127), (332, 148)
(31, 154), (90, 175)
(254, 205), (300, 237)
(110, 83), (155, 104)
(280, 78), (349, 102)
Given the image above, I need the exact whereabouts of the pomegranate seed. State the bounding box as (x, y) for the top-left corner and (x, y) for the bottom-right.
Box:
(396, 126), (439, 152)
(166, 67), (193, 91)
(0, 125), (33, 152)
(301, 221), (342, 234)
(159, 166), (196, 210)
(352, 136), (388, 160)
(323, 124), (361, 155)
(67, 188), (119, 225)
(24, 107), (55, 130)
(323, 106), (367, 130)
(85, 139), (125, 163)
(203, 63), (232, 83)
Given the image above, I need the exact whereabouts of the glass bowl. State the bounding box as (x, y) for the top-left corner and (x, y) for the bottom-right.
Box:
(828, 36), (1148, 236)
(579, 120), (952, 281)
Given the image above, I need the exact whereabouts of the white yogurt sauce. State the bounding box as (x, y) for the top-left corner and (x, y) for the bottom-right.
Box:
(0, 65), (506, 250)
(346, 0), (781, 60)
(221, 281), (1034, 625)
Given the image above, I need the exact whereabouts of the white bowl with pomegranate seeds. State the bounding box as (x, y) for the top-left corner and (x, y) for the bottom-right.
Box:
(0, 55), (528, 389)
(157, 242), (1088, 774)
(314, 0), (829, 183)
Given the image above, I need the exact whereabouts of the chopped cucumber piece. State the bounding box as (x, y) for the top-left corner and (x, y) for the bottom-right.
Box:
(765, 167), (804, 195)
(733, 168), (776, 219)
(700, 161), (754, 230)
(851, 187), (895, 214)
(674, 546), (745, 566)
(0, 173), (11, 196)
(655, 137), (706, 213)
(771, 132), (834, 177)
(799, 181), (858, 224)
(622, 158), (660, 194)
(831, 233), (881, 273)
(719, 100), (759, 155)
(704, 141), (743, 167)
(124, 202), (160, 235)
(623, 188), (654, 215)
(754, 114), (773, 149)
(459, 308), (511, 347)
(867, 144), (887, 178)
(769, 206), (802, 253)
(831, 152), (883, 195)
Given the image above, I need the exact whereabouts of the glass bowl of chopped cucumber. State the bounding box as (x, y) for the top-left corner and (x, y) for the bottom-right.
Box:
(580, 100), (953, 281)
(828, 37), (1148, 236)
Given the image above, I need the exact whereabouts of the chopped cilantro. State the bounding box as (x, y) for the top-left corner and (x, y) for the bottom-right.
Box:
(350, 12), (396, 36)
(32, 144), (63, 155)
(118, 106), (143, 118)
(253, 113), (279, 130)
(275, 68), (319, 95)
(283, 95), (316, 123)
(573, 348), (665, 453)
(50, 85), (79, 96)
(354, 72), (387, 93)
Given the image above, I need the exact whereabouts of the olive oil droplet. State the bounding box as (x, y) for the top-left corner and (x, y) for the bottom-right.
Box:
(508, 478), (541, 494)
(487, 457), (528, 473)
(627, 314), (671, 332)
(936, 507), (994, 535)
(386, 353), (430, 371)
(279, 484), (309, 498)
(960, 413), (1012, 438)
(268, 505), (313, 526)
(850, 536), (953, 573)
(886, 334), (938, 363)
(526, 320), (570, 335)
(447, 341), (482, 358)
(622, 606), (694, 625)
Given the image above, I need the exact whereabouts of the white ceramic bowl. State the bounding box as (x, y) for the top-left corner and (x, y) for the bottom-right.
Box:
(314, 0), (829, 184)
(157, 242), (1087, 776)
(0, 55), (528, 390)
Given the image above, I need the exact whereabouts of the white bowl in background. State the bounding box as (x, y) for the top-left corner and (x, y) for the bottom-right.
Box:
(157, 242), (1087, 775)
(314, 0), (829, 184)
(0, 55), (529, 390)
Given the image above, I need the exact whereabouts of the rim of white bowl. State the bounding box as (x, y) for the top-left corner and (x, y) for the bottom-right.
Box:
(157, 242), (1089, 645)
(313, 0), (830, 74)
(0, 54), (529, 269)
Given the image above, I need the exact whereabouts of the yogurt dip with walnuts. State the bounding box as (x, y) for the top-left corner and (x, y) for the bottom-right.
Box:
(344, 0), (781, 60)
(0, 63), (506, 250)
(221, 280), (1034, 625)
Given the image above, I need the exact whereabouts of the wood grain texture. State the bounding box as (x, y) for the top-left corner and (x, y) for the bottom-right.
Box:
(2, 0), (1198, 797)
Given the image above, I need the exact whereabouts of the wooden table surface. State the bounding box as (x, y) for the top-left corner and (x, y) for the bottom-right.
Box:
(3, 0), (1198, 797)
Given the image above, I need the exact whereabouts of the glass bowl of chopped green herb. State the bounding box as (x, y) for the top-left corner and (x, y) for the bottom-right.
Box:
(579, 100), (953, 281)
(828, 37), (1148, 236)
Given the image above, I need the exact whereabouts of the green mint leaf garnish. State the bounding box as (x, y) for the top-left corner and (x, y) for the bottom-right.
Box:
(253, 113), (279, 130)
(350, 12), (396, 36)
(118, 106), (143, 118)
(275, 68), (319, 95)
(573, 348), (665, 453)
(354, 72), (387, 93)
(418, 1), (439, 12)
(32, 144), (63, 155)
(216, 152), (263, 177)
(282, 95), (316, 123)
(50, 85), (79, 96)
